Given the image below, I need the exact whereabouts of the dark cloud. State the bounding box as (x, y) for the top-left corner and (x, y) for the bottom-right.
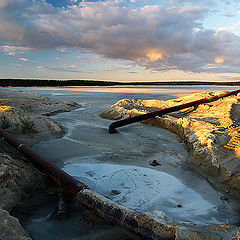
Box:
(0, 0), (240, 74)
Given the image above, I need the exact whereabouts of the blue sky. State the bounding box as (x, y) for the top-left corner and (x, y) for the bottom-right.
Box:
(0, 0), (240, 82)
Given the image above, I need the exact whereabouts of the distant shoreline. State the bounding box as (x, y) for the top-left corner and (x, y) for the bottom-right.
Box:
(1, 78), (240, 87)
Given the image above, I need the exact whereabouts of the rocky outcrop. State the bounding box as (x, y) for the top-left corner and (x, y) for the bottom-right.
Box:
(101, 91), (240, 199)
(0, 152), (47, 212)
(0, 151), (46, 240)
(0, 208), (31, 240)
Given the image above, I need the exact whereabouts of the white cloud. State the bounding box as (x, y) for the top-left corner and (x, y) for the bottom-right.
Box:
(129, 0), (144, 2)
(37, 63), (82, 72)
(0, 0), (240, 74)
(56, 47), (69, 54)
(0, 45), (36, 55)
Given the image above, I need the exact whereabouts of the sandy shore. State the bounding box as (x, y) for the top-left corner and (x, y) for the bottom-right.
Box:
(0, 88), (80, 240)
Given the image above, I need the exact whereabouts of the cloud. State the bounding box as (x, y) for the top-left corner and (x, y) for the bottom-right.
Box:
(18, 57), (30, 61)
(56, 47), (69, 54)
(0, 0), (240, 74)
(0, 45), (36, 55)
(220, 12), (235, 18)
(37, 65), (82, 72)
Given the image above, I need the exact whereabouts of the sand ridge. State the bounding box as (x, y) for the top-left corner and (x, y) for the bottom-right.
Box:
(101, 91), (240, 199)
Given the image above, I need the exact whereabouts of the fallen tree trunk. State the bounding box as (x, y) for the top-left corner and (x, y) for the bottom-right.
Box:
(109, 89), (240, 133)
(0, 128), (176, 240)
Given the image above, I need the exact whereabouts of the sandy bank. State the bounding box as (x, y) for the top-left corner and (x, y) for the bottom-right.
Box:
(101, 90), (240, 199)
(0, 88), (80, 240)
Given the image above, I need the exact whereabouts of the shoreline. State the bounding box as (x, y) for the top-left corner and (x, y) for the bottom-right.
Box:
(1, 79), (240, 87)
(0, 88), (81, 239)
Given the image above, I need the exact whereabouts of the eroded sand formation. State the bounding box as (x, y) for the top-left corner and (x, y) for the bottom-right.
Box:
(0, 89), (80, 240)
(101, 90), (240, 199)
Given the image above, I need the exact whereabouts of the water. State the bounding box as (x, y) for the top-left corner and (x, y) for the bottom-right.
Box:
(14, 86), (240, 239)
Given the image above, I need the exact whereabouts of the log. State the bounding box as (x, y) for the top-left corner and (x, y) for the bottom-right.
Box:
(0, 128), (176, 240)
(109, 89), (240, 133)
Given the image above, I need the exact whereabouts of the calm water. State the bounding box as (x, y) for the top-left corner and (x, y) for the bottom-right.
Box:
(11, 85), (240, 239)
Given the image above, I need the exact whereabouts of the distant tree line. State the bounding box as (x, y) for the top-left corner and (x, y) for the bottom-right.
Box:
(1, 79), (240, 87)
(139, 81), (240, 86)
(0, 79), (119, 87)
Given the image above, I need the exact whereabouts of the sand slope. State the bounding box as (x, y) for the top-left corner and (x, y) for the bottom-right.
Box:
(0, 88), (80, 240)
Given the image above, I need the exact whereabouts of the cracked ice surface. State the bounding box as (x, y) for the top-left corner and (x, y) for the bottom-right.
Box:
(63, 163), (233, 226)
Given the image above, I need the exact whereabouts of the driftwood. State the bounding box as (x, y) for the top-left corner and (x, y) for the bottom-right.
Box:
(0, 128), (175, 240)
(109, 89), (240, 133)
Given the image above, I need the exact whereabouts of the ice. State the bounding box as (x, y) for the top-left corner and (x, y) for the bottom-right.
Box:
(63, 163), (224, 225)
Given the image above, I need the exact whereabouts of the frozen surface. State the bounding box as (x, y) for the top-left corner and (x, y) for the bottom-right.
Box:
(63, 163), (238, 226)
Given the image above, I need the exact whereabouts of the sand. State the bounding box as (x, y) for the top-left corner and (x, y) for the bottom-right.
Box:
(101, 90), (240, 199)
(0, 87), (80, 240)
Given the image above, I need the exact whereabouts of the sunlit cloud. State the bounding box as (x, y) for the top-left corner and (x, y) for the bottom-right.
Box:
(18, 57), (30, 62)
(0, 0), (240, 75)
(215, 57), (226, 65)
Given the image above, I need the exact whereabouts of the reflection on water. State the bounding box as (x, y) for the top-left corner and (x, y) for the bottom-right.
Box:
(22, 85), (240, 97)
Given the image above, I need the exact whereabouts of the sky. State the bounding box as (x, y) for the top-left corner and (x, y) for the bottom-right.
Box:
(0, 0), (240, 82)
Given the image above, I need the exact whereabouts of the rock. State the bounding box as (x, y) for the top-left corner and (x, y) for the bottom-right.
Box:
(0, 208), (31, 240)
(177, 203), (182, 208)
(0, 152), (48, 212)
(220, 196), (229, 201)
(150, 160), (161, 166)
(101, 91), (240, 199)
(111, 189), (121, 195)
